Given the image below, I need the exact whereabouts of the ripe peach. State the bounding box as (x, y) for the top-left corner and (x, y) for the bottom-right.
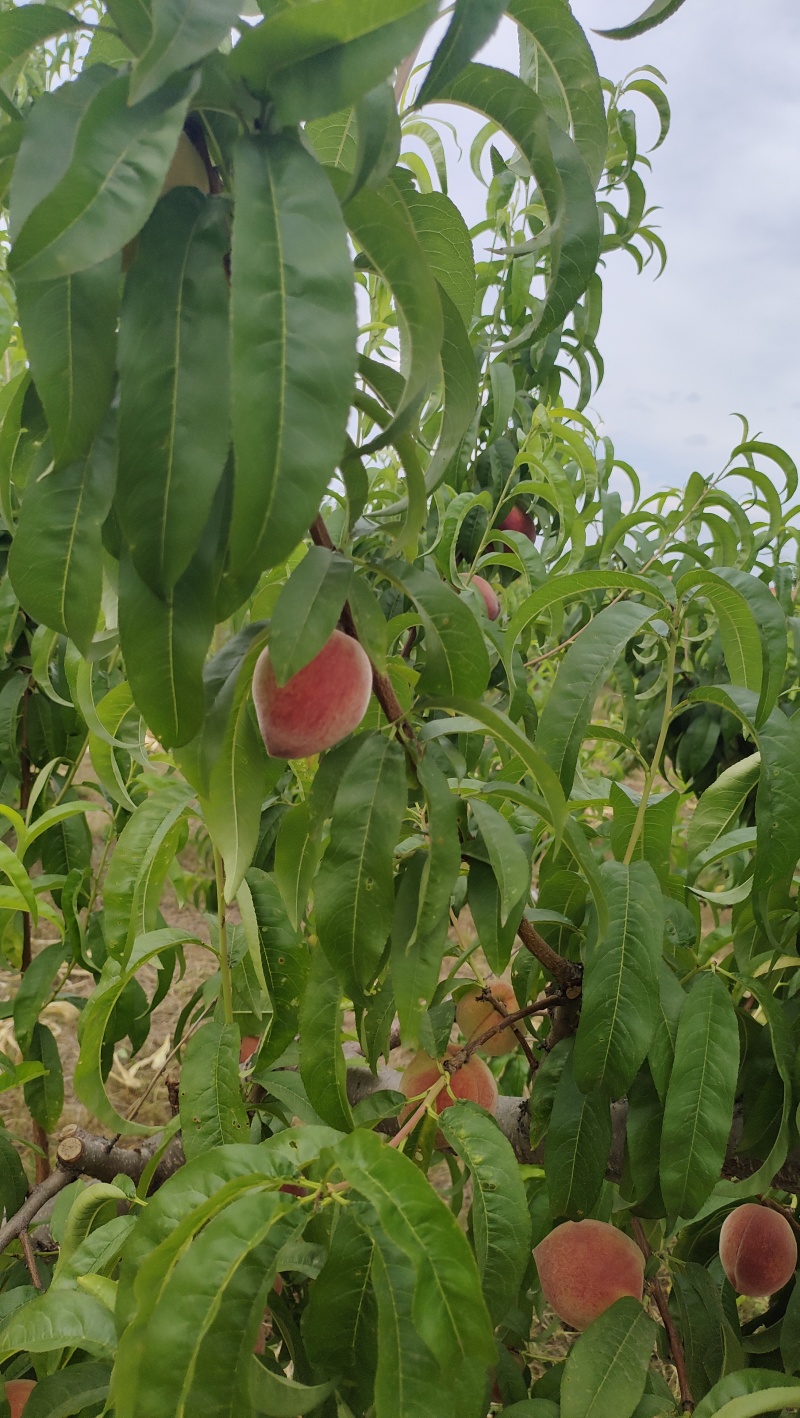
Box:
(239, 1035), (260, 1064)
(719, 1203), (798, 1297)
(456, 981), (519, 1057)
(498, 505), (536, 542)
(4, 1381), (36, 1418)
(534, 1220), (645, 1330)
(252, 629), (372, 759)
(400, 1045), (498, 1146)
(469, 575), (500, 621)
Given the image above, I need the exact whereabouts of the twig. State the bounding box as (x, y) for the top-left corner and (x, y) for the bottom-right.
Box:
(400, 627), (417, 659)
(452, 996), (567, 1066)
(518, 916), (582, 989)
(0, 1168), (74, 1257)
(631, 1216), (694, 1414)
(756, 1194), (800, 1240)
(479, 988), (540, 1074)
(19, 1230), (43, 1290)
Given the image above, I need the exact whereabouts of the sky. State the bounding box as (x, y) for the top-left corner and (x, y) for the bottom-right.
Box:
(426, 1), (800, 497)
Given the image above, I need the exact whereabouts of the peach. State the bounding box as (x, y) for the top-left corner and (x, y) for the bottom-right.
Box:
(456, 981), (519, 1057)
(469, 575), (500, 621)
(719, 1203), (798, 1297)
(4, 1381), (35, 1418)
(239, 1035), (260, 1065)
(400, 1045), (498, 1146)
(534, 1220), (644, 1330)
(252, 629), (372, 759)
(498, 505), (536, 542)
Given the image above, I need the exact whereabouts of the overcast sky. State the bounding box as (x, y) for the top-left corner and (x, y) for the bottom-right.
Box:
(429, 1), (800, 496)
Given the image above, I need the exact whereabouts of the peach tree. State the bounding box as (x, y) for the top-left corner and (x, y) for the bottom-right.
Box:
(0, 0), (797, 1416)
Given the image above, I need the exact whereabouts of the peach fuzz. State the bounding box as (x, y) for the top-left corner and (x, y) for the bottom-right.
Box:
(719, 1203), (798, 1297)
(400, 1046), (498, 1143)
(498, 505), (536, 542)
(252, 629), (372, 759)
(470, 575), (500, 621)
(534, 1220), (644, 1331)
(456, 981), (519, 1057)
(4, 1381), (36, 1418)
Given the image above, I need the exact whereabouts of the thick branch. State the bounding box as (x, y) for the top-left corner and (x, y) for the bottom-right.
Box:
(0, 1168), (73, 1257)
(56, 1126), (185, 1191)
(518, 916), (582, 991)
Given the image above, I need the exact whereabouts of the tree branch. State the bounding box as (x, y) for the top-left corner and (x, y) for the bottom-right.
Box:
(0, 1168), (74, 1257)
(453, 994), (566, 1065)
(631, 1216), (694, 1413)
(518, 916), (582, 991)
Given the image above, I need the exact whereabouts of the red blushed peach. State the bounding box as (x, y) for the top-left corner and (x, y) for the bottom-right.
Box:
(498, 505), (536, 542)
(252, 629), (372, 759)
(400, 1046), (498, 1146)
(240, 1035), (260, 1065)
(456, 981), (519, 1057)
(469, 575), (500, 621)
(534, 1220), (645, 1331)
(719, 1203), (798, 1297)
(4, 1381), (36, 1418)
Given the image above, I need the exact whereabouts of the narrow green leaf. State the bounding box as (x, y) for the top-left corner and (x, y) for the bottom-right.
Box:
(10, 67), (196, 281)
(268, 547), (354, 686)
(560, 1298), (656, 1418)
(179, 1021), (250, 1161)
(715, 568), (787, 725)
(118, 544), (215, 749)
(574, 861), (663, 1099)
(103, 778), (193, 959)
(16, 256), (120, 468)
(299, 946), (353, 1133)
(609, 783), (678, 888)
(648, 961), (685, 1102)
(417, 0), (506, 106)
(403, 189), (475, 330)
(469, 799), (530, 927)
(371, 1237), (459, 1418)
(315, 732), (407, 998)
(301, 1208), (377, 1401)
(397, 563), (490, 698)
(694, 1371), (800, 1418)
(0, 6), (82, 79)
(0, 840), (38, 924)
(21, 1362), (112, 1418)
(659, 972), (739, 1217)
(546, 1046), (611, 1219)
(117, 189), (230, 595)
(332, 1128), (496, 1373)
(247, 869), (309, 1071)
(438, 1101), (531, 1323)
(537, 600), (655, 794)
(9, 415), (116, 654)
(105, 0), (152, 56)
(13, 939), (69, 1054)
(24, 1021), (63, 1133)
(130, 0), (242, 103)
(250, 1360), (333, 1418)
(678, 569), (763, 698)
(229, 133), (356, 584)
(432, 63), (600, 339)
(595, 0), (689, 40)
(669, 1262), (727, 1402)
(0, 1289), (116, 1362)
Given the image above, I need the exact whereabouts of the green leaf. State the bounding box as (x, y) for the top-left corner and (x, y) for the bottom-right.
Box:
(716, 978), (792, 1200)
(21, 1362), (112, 1418)
(609, 784), (678, 888)
(417, 0), (506, 106)
(659, 971), (739, 1217)
(595, 0), (689, 40)
(13, 939), (69, 1054)
(715, 568), (787, 725)
(0, 6), (82, 79)
(0, 1289), (116, 1362)
(560, 1298), (657, 1418)
(648, 961), (685, 1102)
(268, 547), (354, 686)
(345, 184), (443, 456)
(23, 1021), (63, 1133)
(179, 1021), (250, 1161)
(403, 190), (476, 330)
(75, 928), (205, 1135)
(315, 732), (407, 998)
(103, 778), (194, 959)
(687, 754), (761, 863)
(10, 67), (197, 282)
(56, 1188), (133, 1275)
(371, 1236), (461, 1418)
(105, 0), (152, 56)
(251, 1360), (333, 1418)
(332, 1128), (495, 1373)
(15, 256), (120, 468)
(694, 1373), (800, 1418)
(469, 799), (530, 927)
(781, 1276), (800, 1374)
(299, 946), (353, 1133)
(546, 1046), (611, 1219)
(438, 1101), (531, 1323)
(0, 1130), (29, 1219)
(273, 801), (321, 930)
(536, 600), (655, 794)
(130, 0), (242, 103)
(230, 0), (438, 122)
(678, 569), (764, 699)
(397, 564), (490, 698)
(669, 1262), (727, 1401)
(432, 63), (600, 339)
(507, 0), (607, 187)
(117, 189), (230, 596)
(9, 415), (116, 654)
(0, 841), (37, 924)
(573, 861), (664, 1099)
(301, 1207), (377, 1402)
(118, 543), (215, 749)
(247, 869), (309, 1071)
(229, 133), (356, 584)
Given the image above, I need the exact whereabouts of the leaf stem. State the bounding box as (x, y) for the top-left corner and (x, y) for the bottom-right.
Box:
(623, 616), (679, 867)
(214, 847), (234, 1027)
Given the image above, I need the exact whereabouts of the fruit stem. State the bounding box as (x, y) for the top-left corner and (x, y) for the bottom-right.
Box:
(214, 847), (234, 1027)
(391, 1075), (447, 1150)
